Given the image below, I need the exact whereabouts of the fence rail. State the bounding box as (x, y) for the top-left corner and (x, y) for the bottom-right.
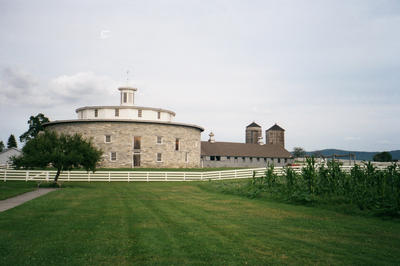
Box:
(0, 164), (392, 182)
(1, 168), (269, 182)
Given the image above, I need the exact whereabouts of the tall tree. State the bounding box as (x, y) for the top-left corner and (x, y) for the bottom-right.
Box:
(0, 141), (4, 152)
(12, 131), (102, 183)
(292, 147), (306, 158)
(19, 113), (50, 143)
(373, 152), (392, 162)
(7, 134), (17, 148)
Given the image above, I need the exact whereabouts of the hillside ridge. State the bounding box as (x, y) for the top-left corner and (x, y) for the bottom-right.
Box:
(303, 149), (400, 161)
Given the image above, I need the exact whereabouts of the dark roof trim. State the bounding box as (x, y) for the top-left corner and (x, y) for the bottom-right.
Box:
(246, 122), (261, 128)
(266, 124), (285, 131)
(43, 119), (204, 132)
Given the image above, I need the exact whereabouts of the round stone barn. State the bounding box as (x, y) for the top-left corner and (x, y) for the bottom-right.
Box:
(44, 86), (204, 168)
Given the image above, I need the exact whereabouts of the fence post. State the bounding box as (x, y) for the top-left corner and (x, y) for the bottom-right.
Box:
(201, 172), (203, 180)
(3, 169), (6, 182)
(108, 172), (111, 182)
(128, 172), (130, 182)
(68, 171), (70, 181)
(88, 172), (91, 182)
(46, 171), (49, 182)
(147, 172), (149, 182)
(219, 171), (221, 179)
(26, 171), (29, 181)
(184, 172), (186, 181)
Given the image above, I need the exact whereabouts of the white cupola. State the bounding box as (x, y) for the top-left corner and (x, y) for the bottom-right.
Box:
(118, 87), (137, 106)
(208, 132), (215, 143)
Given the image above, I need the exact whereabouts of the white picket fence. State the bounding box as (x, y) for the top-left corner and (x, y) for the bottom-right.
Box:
(0, 168), (269, 182)
(0, 164), (391, 182)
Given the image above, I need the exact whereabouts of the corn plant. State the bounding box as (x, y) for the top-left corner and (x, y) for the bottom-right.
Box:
(301, 157), (317, 196)
(265, 164), (278, 188)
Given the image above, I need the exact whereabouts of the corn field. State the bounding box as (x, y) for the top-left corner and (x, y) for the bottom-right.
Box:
(252, 158), (400, 216)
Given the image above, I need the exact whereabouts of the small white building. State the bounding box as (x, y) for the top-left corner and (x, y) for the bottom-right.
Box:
(0, 148), (22, 167)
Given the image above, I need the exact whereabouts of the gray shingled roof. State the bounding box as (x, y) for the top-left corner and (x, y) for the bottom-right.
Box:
(201, 141), (292, 158)
(266, 124), (285, 131)
(246, 122), (261, 128)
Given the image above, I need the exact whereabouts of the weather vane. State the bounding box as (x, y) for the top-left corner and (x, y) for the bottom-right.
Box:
(126, 70), (130, 86)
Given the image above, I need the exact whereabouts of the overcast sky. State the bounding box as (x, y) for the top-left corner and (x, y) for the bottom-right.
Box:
(0, 0), (399, 152)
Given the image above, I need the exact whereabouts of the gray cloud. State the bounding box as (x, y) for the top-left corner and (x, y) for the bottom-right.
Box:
(0, 67), (118, 107)
(1, 0), (400, 151)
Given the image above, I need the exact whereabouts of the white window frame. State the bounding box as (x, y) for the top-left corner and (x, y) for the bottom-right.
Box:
(110, 152), (117, 161)
(105, 135), (112, 143)
(156, 136), (163, 144)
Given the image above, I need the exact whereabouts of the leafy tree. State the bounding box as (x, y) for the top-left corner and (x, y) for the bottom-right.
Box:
(292, 147), (306, 158)
(12, 131), (102, 183)
(373, 152), (392, 162)
(20, 113), (50, 143)
(7, 134), (17, 148)
(0, 141), (4, 152)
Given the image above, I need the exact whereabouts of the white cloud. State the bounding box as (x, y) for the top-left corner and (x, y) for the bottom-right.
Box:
(100, 30), (111, 39)
(0, 67), (118, 107)
(49, 72), (117, 104)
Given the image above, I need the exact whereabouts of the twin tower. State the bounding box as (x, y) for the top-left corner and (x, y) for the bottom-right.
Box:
(245, 122), (285, 148)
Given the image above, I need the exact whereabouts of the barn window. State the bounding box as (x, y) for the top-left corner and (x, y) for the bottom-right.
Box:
(157, 153), (162, 162)
(105, 135), (111, 143)
(110, 152), (117, 161)
(134, 136), (141, 150)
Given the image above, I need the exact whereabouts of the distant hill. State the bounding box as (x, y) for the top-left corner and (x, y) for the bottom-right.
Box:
(304, 149), (400, 161)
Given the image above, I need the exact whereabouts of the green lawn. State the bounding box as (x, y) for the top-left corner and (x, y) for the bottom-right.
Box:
(0, 181), (37, 200)
(0, 181), (399, 265)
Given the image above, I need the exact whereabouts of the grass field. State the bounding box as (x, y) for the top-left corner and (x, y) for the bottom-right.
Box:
(0, 181), (37, 200)
(0, 181), (399, 265)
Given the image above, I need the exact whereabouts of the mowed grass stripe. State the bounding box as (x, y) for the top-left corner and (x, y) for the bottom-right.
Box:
(130, 185), (251, 265)
(0, 182), (399, 265)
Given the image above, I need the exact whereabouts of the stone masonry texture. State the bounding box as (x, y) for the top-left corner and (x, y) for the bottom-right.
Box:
(46, 121), (202, 168)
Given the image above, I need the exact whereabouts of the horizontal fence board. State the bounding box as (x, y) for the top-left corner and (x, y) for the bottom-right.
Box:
(0, 164), (396, 182)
